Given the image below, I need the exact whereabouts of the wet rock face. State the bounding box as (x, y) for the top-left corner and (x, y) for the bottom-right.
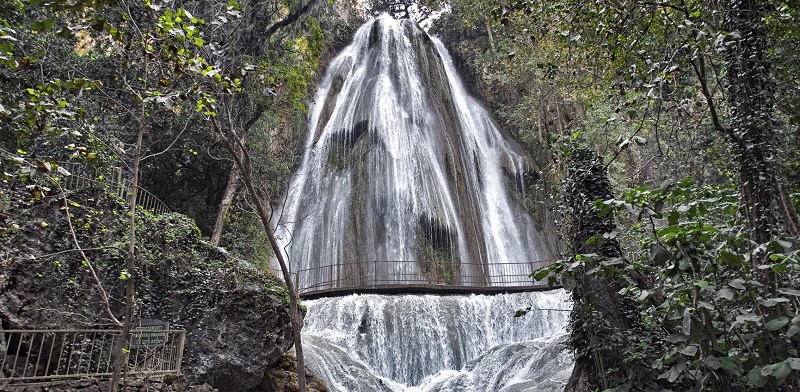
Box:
(278, 15), (557, 291)
(181, 286), (294, 391)
(261, 354), (329, 392)
(0, 188), (294, 392)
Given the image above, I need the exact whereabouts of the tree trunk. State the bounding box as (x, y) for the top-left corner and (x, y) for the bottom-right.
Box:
(211, 112), (307, 392)
(211, 163), (240, 246)
(723, 0), (800, 248)
(111, 47), (149, 392)
(562, 148), (644, 391)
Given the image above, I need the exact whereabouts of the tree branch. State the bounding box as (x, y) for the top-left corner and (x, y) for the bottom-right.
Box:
(60, 193), (122, 327)
(263, 0), (318, 41)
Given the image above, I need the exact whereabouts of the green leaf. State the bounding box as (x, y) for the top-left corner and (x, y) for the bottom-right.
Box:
(775, 238), (793, 248)
(658, 361), (685, 382)
(533, 267), (550, 281)
(30, 19), (54, 31)
(705, 356), (721, 370)
(729, 278), (746, 290)
(765, 316), (790, 331)
(772, 362), (791, 380)
(601, 257), (624, 266)
(668, 210), (679, 226)
(681, 345), (698, 356)
(735, 313), (761, 324)
(787, 358), (800, 370)
(666, 333), (687, 343)
(717, 287), (734, 300)
(718, 357), (739, 372)
(748, 367), (768, 387)
(759, 298), (779, 307)
(778, 288), (800, 297)
(562, 275), (576, 291)
(720, 250), (743, 267)
(693, 280), (709, 290)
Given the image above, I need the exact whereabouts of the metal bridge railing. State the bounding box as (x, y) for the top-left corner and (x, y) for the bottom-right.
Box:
(0, 329), (185, 382)
(288, 259), (554, 295)
(58, 163), (171, 215)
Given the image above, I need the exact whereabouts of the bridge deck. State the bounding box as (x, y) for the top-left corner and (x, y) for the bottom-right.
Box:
(289, 260), (557, 299)
(299, 283), (556, 300)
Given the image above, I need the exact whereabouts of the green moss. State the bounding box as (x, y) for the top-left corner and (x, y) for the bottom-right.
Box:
(326, 146), (352, 171)
(417, 215), (460, 284)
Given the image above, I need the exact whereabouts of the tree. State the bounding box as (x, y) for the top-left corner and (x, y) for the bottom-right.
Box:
(370, 0), (442, 22)
(720, 0), (800, 246)
(1, 1), (325, 390)
(554, 143), (654, 391)
(444, 0), (800, 389)
(154, 2), (322, 390)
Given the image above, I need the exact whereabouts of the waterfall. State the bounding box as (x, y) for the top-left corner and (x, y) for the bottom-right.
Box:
(276, 14), (555, 288)
(275, 14), (572, 392)
(303, 291), (571, 391)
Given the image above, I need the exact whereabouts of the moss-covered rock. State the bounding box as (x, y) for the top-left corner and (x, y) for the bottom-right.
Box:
(0, 174), (300, 391)
(261, 354), (328, 392)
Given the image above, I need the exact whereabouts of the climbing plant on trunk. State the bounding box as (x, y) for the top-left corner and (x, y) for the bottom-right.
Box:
(549, 142), (658, 391)
(720, 0), (800, 248)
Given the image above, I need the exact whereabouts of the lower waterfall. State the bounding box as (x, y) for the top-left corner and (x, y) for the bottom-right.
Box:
(302, 291), (573, 392)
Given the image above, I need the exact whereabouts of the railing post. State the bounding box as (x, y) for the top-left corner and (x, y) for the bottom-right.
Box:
(373, 260), (377, 287)
(175, 330), (186, 376)
(115, 167), (123, 198)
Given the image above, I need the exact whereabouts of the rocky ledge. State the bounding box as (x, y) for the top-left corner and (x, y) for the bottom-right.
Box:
(0, 178), (321, 392)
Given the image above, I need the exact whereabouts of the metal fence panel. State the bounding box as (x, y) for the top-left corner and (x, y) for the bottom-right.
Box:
(0, 329), (185, 382)
(58, 163), (171, 215)
(291, 259), (555, 295)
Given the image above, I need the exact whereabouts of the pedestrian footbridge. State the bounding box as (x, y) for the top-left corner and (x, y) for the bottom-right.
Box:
(290, 260), (556, 300)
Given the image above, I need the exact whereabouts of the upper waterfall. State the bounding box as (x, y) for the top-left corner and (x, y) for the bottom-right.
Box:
(276, 14), (554, 289)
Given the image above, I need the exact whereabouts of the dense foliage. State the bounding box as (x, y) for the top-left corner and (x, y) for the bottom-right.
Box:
(0, 159), (290, 325)
(437, 0), (800, 390)
(0, 0), (354, 263)
(0, 1), (357, 388)
(2, 0), (799, 390)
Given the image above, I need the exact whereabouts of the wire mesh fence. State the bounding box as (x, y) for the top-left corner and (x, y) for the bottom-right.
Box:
(0, 329), (185, 382)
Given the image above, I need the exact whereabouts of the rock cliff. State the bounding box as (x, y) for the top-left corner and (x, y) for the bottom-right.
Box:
(0, 171), (313, 391)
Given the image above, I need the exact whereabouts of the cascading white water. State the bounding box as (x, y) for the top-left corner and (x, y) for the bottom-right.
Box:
(303, 291), (572, 392)
(276, 14), (572, 392)
(276, 14), (555, 288)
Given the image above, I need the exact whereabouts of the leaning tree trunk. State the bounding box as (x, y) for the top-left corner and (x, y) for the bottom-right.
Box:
(723, 0), (800, 249)
(211, 109), (308, 392)
(211, 160), (240, 246)
(562, 148), (644, 392)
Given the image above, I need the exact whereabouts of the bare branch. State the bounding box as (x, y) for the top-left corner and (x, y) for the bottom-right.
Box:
(60, 192), (122, 327)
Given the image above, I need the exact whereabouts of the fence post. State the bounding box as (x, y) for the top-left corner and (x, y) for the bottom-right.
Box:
(175, 330), (186, 376)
